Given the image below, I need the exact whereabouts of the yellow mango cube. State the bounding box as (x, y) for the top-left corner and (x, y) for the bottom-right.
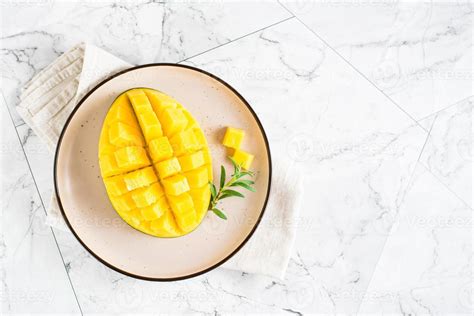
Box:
(131, 183), (164, 208)
(232, 149), (254, 170)
(168, 193), (196, 231)
(150, 209), (180, 236)
(193, 128), (208, 147)
(206, 164), (213, 181)
(222, 127), (245, 149)
(114, 146), (150, 170)
(123, 166), (157, 191)
(137, 110), (163, 142)
(106, 95), (138, 127)
(184, 166), (208, 189)
(189, 184), (211, 220)
(155, 157), (181, 179)
(111, 193), (136, 212)
(202, 150), (212, 164)
(178, 150), (205, 172)
(98, 127), (115, 156)
(159, 108), (188, 136)
(126, 209), (143, 227)
(127, 90), (153, 113)
(201, 150), (213, 181)
(99, 154), (122, 177)
(148, 136), (173, 163)
(183, 109), (198, 129)
(162, 175), (190, 196)
(169, 129), (201, 156)
(103, 175), (128, 196)
(140, 197), (168, 220)
(189, 184), (211, 202)
(144, 89), (178, 114)
(108, 122), (144, 147)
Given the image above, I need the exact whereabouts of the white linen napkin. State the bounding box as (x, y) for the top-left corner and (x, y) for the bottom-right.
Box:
(16, 43), (303, 279)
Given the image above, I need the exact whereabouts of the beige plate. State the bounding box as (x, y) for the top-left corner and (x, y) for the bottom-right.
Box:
(54, 64), (271, 281)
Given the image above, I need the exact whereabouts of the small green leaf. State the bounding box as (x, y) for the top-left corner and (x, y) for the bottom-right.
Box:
(221, 189), (244, 198)
(220, 165), (226, 189)
(237, 170), (254, 179)
(212, 208), (227, 220)
(210, 182), (217, 199)
(219, 193), (232, 200)
(232, 179), (254, 185)
(231, 181), (256, 192)
(228, 156), (240, 175)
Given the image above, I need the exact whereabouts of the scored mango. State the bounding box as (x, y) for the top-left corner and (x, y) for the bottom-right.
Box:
(98, 88), (213, 237)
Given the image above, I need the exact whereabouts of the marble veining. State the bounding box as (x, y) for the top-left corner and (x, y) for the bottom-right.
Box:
(282, 1), (473, 121)
(1, 1), (471, 314)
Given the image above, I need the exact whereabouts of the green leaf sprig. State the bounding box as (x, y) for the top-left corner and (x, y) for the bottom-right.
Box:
(208, 157), (256, 220)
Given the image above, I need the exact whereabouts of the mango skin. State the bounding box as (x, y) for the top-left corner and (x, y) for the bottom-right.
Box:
(98, 88), (212, 237)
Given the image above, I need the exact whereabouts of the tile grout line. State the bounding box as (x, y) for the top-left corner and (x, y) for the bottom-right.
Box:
(277, 1), (429, 134)
(357, 111), (437, 314)
(278, 1), (445, 306)
(420, 163), (473, 211)
(1, 92), (84, 315)
(353, 113), (438, 313)
(178, 16), (295, 63)
(415, 94), (474, 124)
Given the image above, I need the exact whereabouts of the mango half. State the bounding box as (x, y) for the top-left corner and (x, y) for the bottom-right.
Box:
(98, 88), (212, 237)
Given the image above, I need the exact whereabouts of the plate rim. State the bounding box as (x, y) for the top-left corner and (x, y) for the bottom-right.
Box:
(53, 63), (273, 281)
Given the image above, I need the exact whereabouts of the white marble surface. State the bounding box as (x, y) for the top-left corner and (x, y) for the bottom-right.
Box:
(1, 1), (472, 314)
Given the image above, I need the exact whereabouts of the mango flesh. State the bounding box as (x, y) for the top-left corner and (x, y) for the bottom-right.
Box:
(98, 88), (213, 237)
(222, 127), (245, 149)
(222, 126), (254, 170)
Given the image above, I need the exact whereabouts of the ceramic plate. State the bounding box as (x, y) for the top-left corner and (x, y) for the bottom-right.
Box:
(54, 64), (271, 280)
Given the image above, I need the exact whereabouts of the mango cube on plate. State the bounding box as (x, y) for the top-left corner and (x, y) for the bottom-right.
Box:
(137, 110), (163, 142)
(184, 166), (208, 189)
(159, 108), (188, 136)
(193, 128), (208, 147)
(189, 184), (211, 219)
(148, 136), (173, 163)
(144, 89), (178, 115)
(168, 193), (196, 232)
(98, 127), (115, 156)
(232, 149), (254, 170)
(127, 90), (153, 113)
(108, 122), (144, 147)
(106, 95), (137, 126)
(222, 127), (245, 149)
(162, 174), (190, 196)
(111, 193), (136, 212)
(150, 209), (179, 236)
(140, 197), (168, 221)
(189, 184), (211, 202)
(122, 167), (157, 191)
(155, 157), (181, 179)
(170, 129), (200, 156)
(131, 183), (164, 208)
(183, 109), (198, 129)
(99, 154), (121, 178)
(114, 146), (150, 170)
(178, 150), (205, 172)
(103, 175), (128, 196)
